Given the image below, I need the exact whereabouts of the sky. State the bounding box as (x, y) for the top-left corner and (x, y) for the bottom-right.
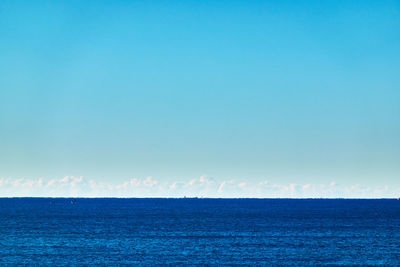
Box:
(0, 0), (399, 197)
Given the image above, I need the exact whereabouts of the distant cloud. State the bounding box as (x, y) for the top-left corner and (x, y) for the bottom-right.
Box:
(0, 176), (398, 198)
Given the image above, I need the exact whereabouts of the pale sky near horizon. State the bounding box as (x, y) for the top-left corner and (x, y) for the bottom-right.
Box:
(1, 1), (399, 197)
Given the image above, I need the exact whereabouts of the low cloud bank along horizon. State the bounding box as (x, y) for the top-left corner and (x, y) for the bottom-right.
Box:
(0, 176), (398, 198)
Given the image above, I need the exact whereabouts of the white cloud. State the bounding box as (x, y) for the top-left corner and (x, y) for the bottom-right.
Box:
(0, 176), (399, 198)
(238, 182), (246, 188)
(218, 181), (226, 193)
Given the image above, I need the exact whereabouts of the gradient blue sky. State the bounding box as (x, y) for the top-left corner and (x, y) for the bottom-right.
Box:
(1, 1), (399, 197)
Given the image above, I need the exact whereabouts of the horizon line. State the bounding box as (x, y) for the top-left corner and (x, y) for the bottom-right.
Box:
(0, 197), (398, 200)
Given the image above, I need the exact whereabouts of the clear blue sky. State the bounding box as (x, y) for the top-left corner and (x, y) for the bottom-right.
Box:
(0, 1), (399, 197)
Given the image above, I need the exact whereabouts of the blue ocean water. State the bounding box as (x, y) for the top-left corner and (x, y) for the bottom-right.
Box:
(0, 198), (399, 265)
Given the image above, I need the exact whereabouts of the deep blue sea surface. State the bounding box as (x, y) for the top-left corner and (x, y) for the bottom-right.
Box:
(0, 198), (399, 265)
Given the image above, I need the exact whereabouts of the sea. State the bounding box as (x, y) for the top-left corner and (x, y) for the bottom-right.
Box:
(0, 198), (399, 265)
